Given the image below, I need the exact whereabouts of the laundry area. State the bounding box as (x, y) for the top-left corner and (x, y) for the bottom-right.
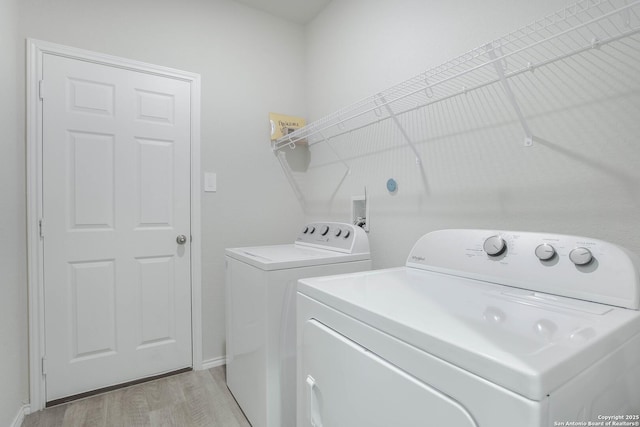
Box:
(1, 0), (640, 426)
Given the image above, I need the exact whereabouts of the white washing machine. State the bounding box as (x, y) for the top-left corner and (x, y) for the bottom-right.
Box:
(297, 229), (640, 427)
(225, 222), (371, 427)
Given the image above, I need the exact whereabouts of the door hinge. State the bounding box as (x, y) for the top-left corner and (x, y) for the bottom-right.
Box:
(39, 80), (44, 100)
(39, 218), (44, 238)
(41, 356), (47, 376)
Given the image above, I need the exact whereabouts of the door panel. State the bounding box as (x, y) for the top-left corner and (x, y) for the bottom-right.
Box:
(137, 255), (176, 347)
(43, 53), (192, 402)
(137, 138), (174, 226)
(69, 260), (117, 360)
(68, 131), (115, 228)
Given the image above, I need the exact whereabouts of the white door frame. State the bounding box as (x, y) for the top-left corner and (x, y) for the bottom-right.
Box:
(26, 39), (203, 411)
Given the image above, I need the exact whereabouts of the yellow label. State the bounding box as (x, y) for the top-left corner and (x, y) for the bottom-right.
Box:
(269, 112), (306, 142)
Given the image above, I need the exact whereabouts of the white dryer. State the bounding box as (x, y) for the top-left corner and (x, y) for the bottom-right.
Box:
(297, 229), (640, 427)
(225, 222), (371, 427)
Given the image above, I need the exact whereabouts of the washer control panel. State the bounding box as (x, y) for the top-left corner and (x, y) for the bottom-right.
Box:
(295, 222), (369, 254)
(407, 229), (640, 309)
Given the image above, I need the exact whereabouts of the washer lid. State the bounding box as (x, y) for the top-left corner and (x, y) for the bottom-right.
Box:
(225, 244), (370, 271)
(298, 267), (640, 400)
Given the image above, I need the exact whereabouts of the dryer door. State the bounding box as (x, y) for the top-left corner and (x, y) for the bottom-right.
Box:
(299, 320), (478, 427)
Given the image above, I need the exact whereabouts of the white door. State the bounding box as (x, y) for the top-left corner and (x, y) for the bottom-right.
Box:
(42, 53), (192, 402)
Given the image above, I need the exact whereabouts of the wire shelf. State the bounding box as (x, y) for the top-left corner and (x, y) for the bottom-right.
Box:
(272, 0), (640, 152)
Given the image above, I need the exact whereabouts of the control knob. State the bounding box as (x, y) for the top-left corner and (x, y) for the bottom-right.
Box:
(320, 225), (330, 236)
(569, 247), (593, 266)
(535, 244), (556, 261)
(334, 229), (342, 237)
(483, 235), (507, 257)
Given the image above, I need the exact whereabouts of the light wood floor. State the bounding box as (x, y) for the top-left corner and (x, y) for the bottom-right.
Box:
(22, 366), (250, 427)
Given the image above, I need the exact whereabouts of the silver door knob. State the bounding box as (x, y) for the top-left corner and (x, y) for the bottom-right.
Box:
(176, 234), (187, 245)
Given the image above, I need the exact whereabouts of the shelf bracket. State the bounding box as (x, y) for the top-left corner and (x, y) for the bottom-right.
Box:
(487, 43), (534, 147)
(287, 134), (296, 150)
(318, 131), (351, 175)
(376, 94), (423, 164)
(621, 0), (631, 28)
(272, 136), (295, 152)
(424, 76), (434, 99)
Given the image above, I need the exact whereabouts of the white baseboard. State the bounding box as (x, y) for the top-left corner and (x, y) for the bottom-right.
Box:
(10, 404), (30, 427)
(201, 356), (226, 370)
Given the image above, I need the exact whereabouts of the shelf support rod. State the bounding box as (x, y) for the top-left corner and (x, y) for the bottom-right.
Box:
(487, 43), (534, 147)
(376, 94), (423, 164)
(318, 131), (351, 175)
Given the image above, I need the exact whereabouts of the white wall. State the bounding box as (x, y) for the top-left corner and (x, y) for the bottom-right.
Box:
(7, 0), (640, 418)
(0, 0), (30, 424)
(306, 0), (570, 119)
(301, 0), (640, 268)
(16, 0), (305, 369)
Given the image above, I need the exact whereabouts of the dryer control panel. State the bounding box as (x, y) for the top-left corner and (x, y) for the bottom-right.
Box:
(295, 222), (369, 254)
(406, 229), (640, 310)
